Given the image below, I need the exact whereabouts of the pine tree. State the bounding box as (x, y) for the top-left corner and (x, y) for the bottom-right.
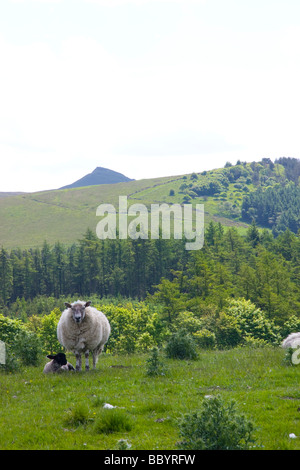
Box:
(0, 247), (13, 305)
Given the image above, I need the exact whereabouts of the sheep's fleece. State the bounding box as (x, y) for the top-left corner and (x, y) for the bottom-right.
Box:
(57, 300), (110, 370)
(282, 332), (300, 349)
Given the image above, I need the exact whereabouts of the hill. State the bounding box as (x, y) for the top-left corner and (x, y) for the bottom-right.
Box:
(60, 166), (134, 189)
(0, 157), (299, 249)
(0, 192), (26, 198)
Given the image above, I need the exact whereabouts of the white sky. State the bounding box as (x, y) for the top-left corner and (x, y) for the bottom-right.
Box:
(1, 0), (300, 192)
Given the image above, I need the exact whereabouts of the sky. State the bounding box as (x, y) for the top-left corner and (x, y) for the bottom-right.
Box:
(1, 0), (300, 192)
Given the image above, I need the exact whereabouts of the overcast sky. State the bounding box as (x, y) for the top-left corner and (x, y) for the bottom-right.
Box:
(1, 0), (300, 192)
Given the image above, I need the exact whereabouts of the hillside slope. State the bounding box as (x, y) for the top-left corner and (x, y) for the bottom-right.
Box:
(0, 175), (180, 249)
(0, 158), (298, 249)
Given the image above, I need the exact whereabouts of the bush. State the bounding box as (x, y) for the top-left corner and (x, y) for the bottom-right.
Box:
(99, 303), (165, 354)
(13, 329), (42, 366)
(224, 298), (280, 345)
(145, 347), (167, 376)
(0, 314), (42, 367)
(176, 311), (202, 334)
(177, 396), (255, 450)
(214, 312), (242, 349)
(0, 314), (25, 344)
(165, 329), (198, 360)
(193, 329), (216, 349)
(0, 344), (20, 372)
(28, 308), (62, 355)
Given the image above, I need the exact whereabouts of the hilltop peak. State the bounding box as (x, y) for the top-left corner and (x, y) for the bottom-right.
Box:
(60, 166), (134, 189)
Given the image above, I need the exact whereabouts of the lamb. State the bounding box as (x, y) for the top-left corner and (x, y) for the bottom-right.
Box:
(57, 300), (111, 371)
(282, 332), (300, 349)
(43, 352), (75, 374)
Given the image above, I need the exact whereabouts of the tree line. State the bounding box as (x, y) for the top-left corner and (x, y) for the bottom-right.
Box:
(0, 223), (299, 326)
(242, 182), (300, 235)
(0, 229), (187, 305)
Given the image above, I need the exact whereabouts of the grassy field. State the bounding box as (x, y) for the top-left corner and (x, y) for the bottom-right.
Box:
(0, 171), (249, 249)
(1, 347), (300, 450)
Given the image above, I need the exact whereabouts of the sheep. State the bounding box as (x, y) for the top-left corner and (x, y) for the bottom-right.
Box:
(282, 332), (300, 349)
(43, 352), (75, 374)
(57, 300), (111, 371)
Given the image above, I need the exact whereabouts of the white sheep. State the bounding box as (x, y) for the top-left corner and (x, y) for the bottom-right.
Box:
(43, 352), (75, 374)
(57, 300), (111, 371)
(282, 332), (300, 349)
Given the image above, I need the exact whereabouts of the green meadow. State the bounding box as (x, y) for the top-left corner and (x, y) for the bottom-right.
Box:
(1, 347), (300, 450)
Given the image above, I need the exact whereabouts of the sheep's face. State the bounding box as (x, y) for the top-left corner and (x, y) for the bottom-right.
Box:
(65, 301), (91, 324)
(47, 353), (67, 366)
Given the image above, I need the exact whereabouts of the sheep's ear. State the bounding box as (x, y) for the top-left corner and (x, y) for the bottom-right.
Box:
(65, 302), (72, 308)
(85, 301), (91, 307)
(47, 355), (55, 359)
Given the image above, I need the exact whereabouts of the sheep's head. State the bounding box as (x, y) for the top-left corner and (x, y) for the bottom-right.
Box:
(47, 353), (67, 366)
(65, 300), (91, 324)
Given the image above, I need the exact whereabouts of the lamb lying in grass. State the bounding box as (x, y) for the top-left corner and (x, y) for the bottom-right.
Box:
(43, 352), (75, 374)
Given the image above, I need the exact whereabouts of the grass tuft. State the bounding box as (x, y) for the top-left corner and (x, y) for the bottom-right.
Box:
(93, 408), (133, 434)
(64, 404), (92, 427)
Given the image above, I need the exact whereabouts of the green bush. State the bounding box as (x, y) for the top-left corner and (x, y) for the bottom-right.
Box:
(99, 303), (165, 354)
(177, 396), (255, 450)
(193, 329), (216, 349)
(165, 329), (198, 360)
(13, 329), (42, 366)
(224, 298), (280, 345)
(0, 344), (20, 372)
(145, 347), (167, 376)
(214, 312), (242, 349)
(176, 311), (202, 334)
(0, 314), (42, 368)
(0, 314), (25, 344)
(28, 308), (62, 354)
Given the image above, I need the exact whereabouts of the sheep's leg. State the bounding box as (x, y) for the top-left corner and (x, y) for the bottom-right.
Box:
(75, 352), (82, 371)
(93, 347), (103, 369)
(92, 351), (98, 369)
(85, 350), (89, 370)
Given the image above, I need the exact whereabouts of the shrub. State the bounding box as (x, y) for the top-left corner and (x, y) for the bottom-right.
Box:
(115, 439), (132, 450)
(136, 332), (156, 352)
(13, 329), (42, 366)
(0, 314), (42, 367)
(176, 311), (202, 334)
(99, 303), (164, 354)
(193, 329), (216, 349)
(165, 329), (198, 360)
(214, 312), (242, 349)
(177, 396), (255, 450)
(0, 344), (20, 372)
(28, 308), (62, 354)
(281, 315), (300, 340)
(224, 298), (280, 345)
(0, 314), (25, 344)
(145, 347), (167, 376)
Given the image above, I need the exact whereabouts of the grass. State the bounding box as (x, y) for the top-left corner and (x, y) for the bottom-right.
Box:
(1, 347), (300, 450)
(0, 171), (250, 249)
